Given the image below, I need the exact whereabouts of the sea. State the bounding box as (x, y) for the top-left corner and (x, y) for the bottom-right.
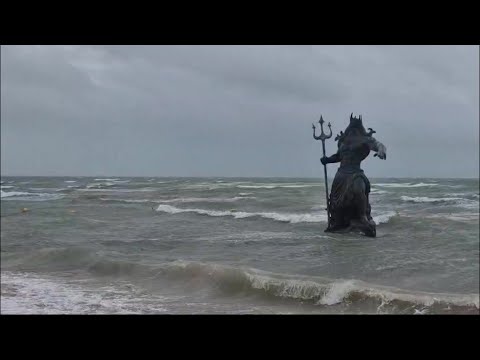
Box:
(1, 176), (478, 314)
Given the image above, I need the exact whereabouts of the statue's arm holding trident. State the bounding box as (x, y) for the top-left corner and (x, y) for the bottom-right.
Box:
(320, 151), (341, 165)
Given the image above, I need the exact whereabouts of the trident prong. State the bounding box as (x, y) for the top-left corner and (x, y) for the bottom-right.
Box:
(313, 115), (333, 141)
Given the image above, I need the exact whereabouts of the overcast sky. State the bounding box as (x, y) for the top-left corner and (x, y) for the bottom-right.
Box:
(1, 45), (478, 178)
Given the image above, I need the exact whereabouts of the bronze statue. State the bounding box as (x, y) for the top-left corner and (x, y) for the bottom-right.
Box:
(313, 113), (386, 237)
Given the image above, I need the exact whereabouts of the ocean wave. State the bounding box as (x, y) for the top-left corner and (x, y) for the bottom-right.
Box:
(370, 189), (388, 195)
(29, 254), (477, 313)
(156, 204), (325, 223)
(1, 185), (14, 189)
(86, 182), (117, 188)
(237, 184), (320, 189)
(446, 192), (480, 200)
(400, 196), (479, 210)
(1, 190), (64, 201)
(1, 190), (32, 198)
(100, 198), (152, 204)
(373, 211), (398, 224)
(64, 180), (77, 183)
(100, 196), (257, 204)
(160, 196), (256, 203)
(154, 261), (480, 314)
(76, 188), (156, 193)
(155, 204), (395, 225)
(421, 213), (479, 222)
(4, 256), (477, 314)
(94, 178), (119, 181)
(374, 182), (439, 188)
(400, 196), (464, 203)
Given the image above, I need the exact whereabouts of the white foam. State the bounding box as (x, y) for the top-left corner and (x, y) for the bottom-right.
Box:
(317, 280), (357, 305)
(1, 190), (64, 201)
(1, 190), (32, 198)
(86, 182), (117, 188)
(413, 308), (428, 315)
(1, 272), (168, 314)
(370, 189), (388, 195)
(155, 204), (396, 225)
(77, 188), (155, 193)
(400, 196), (479, 210)
(374, 211), (397, 224)
(155, 204), (327, 223)
(374, 182), (439, 188)
(278, 185), (320, 188)
(94, 178), (119, 181)
(101, 198), (151, 203)
(401, 196), (464, 203)
(239, 192), (254, 196)
(237, 184), (320, 189)
(159, 196), (256, 203)
(0, 185), (14, 189)
(423, 213), (479, 222)
(64, 180), (77, 183)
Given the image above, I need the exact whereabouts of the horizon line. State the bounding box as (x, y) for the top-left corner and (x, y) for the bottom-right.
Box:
(1, 174), (479, 180)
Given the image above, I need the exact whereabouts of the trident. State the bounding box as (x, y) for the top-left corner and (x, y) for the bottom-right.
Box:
(312, 115), (332, 227)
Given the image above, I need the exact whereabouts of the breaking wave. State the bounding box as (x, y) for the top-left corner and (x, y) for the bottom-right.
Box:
(1, 190), (64, 201)
(3, 250), (477, 314)
(374, 182), (439, 188)
(237, 184), (320, 189)
(155, 204), (395, 225)
(158, 261), (479, 314)
(401, 196), (478, 209)
(155, 204), (326, 223)
(100, 196), (256, 204)
(401, 196), (463, 203)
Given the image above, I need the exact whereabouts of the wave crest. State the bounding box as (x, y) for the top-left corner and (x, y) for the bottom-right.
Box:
(161, 261), (479, 313)
(155, 204), (396, 225)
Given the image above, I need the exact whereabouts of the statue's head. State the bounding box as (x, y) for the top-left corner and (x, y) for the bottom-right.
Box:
(344, 113), (367, 136)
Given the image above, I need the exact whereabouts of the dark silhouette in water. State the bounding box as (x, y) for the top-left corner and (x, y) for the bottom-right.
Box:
(320, 113), (387, 237)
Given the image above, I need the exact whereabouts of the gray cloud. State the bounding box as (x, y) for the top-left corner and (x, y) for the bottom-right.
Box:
(1, 45), (478, 178)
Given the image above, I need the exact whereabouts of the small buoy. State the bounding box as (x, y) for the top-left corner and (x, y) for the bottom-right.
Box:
(21, 208), (29, 213)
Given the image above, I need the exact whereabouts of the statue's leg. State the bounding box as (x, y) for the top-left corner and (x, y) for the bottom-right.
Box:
(352, 178), (376, 237)
(325, 173), (349, 233)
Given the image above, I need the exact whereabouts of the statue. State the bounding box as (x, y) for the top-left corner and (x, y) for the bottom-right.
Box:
(313, 113), (386, 237)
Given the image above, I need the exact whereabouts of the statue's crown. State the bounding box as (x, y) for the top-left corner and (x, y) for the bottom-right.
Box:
(349, 112), (363, 125)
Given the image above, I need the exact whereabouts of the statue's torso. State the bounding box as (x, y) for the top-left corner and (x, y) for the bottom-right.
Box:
(338, 135), (371, 169)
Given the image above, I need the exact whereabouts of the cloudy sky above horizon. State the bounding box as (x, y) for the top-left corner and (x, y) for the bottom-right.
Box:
(1, 45), (478, 178)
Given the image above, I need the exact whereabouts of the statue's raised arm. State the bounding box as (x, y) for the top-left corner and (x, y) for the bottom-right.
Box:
(367, 136), (387, 160)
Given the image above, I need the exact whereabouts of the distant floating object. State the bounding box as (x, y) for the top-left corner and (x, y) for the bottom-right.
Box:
(21, 208), (29, 213)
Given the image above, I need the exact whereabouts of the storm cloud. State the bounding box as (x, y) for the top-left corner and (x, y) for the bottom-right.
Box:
(1, 45), (478, 178)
